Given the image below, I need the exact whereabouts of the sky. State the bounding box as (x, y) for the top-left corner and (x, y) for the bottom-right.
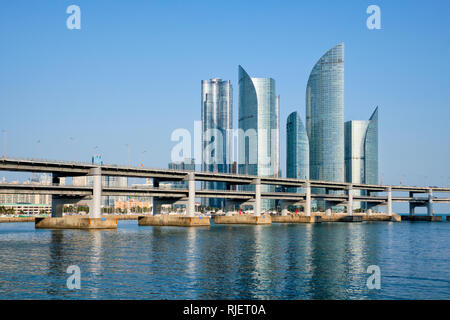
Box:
(1, 0), (450, 211)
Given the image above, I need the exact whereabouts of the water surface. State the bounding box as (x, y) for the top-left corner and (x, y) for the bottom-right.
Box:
(0, 220), (449, 299)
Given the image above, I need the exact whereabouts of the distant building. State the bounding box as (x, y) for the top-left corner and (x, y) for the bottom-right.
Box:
(201, 78), (233, 208)
(73, 155), (128, 207)
(345, 107), (379, 209)
(286, 111), (309, 192)
(238, 65), (279, 210)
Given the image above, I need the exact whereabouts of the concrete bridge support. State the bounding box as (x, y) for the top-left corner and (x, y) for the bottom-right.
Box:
(386, 186), (392, 216)
(253, 178), (261, 217)
(347, 185), (353, 215)
(281, 200), (289, 216)
(409, 203), (416, 216)
(186, 172), (195, 217)
(305, 182), (311, 217)
(89, 167), (102, 219)
(427, 189), (434, 216)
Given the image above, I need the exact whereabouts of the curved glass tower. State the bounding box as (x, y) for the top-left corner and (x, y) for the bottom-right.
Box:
(364, 107), (378, 185)
(286, 111), (309, 193)
(306, 43), (345, 190)
(201, 78), (233, 208)
(344, 107), (379, 209)
(238, 65), (279, 210)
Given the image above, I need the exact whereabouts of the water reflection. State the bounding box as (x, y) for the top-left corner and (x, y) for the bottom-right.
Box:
(1, 221), (450, 299)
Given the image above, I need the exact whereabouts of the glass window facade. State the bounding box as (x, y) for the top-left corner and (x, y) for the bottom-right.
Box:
(344, 107), (379, 209)
(238, 66), (279, 210)
(306, 43), (345, 185)
(201, 78), (233, 208)
(286, 111), (309, 193)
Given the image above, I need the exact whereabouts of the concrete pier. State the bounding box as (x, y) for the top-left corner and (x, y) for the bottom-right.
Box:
(271, 215), (321, 223)
(320, 214), (363, 222)
(138, 215), (210, 227)
(214, 215), (272, 225)
(402, 215), (442, 222)
(35, 216), (117, 229)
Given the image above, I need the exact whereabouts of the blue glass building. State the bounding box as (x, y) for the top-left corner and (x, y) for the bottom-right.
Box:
(306, 43), (344, 209)
(344, 107), (379, 209)
(201, 78), (233, 208)
(238, 66), (279, 210)
(286, 111), (309, 193)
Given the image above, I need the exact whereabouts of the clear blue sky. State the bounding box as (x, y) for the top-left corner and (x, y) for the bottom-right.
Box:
(1, 0), (450, 198)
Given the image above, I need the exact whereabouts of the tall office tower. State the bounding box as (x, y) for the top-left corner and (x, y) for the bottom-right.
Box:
(286, 111), (309, 193)
(201, 78), (233, 208)
(344, 107), (379, 209)
(306, 43), (345, 209)
(238, 65), (279, 210)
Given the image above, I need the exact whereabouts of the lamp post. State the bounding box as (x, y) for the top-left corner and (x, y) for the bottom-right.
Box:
(141, 150), (147, 167)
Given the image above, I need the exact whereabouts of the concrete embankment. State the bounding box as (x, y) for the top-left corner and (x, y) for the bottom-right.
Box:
(402, 215), (442, 222)
(0, 216), (36, 223)
(35, 216), (117, 229)
(214, 215), (272, 225)
(272, 215), (321, 223)
(138, 215), (210, 227)
(312, 212), (401, 222)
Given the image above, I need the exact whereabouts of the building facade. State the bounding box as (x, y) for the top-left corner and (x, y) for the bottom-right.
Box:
(344, 107), (379, 209)
(238, 65), (279, 210)
(306, 43), (345, 208)
(286, 111), (309, 193)
(201, 78), (233, 208)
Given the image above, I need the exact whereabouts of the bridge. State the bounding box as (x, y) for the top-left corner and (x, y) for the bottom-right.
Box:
(1, 158), (450, 222)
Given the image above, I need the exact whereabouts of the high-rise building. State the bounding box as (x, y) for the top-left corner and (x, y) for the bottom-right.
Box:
(306, 43), (345, 208)
(345, 107), (379, 209)
(238, 65), (279, 210)
(201, 78), (233, 208)
(286, 111), (309, 192)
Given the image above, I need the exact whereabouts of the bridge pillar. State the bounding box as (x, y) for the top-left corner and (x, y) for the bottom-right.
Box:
(89, 167), (102, 219)
(324, 201), (332, 216)
(51, 196), (65, 217)
(347, 185), (353, 215)
(253, 178), (261, 216)
(386, 186), (392, 216)
(305, 181), (311, 216)
(427, 189), (433, 216)
(409, 203), (415, 216)
(281, 200), (289, 216)
(186, 172), (195, 217)
(225, 201), (235, 216)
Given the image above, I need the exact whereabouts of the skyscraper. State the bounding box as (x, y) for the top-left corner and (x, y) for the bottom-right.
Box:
(286, 111), (309, 192)
(345, 107), (379, 209)
(238, 65), (279, 210)
(306, 43), (345, 207)
(201, 78), (232, 208)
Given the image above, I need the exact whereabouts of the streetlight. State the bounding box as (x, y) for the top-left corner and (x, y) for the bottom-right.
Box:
(70, 137), (75, 162)
(140, 150), (147, 167)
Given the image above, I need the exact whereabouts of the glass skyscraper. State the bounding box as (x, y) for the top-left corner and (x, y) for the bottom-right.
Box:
(306, 43), (345, 208)
(286, 111), (309, 193)
(238, 65), (279, 210)
(201, 78), (232, 208)
(306, 43), (344, 184)
(344, 107), (379, 209)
